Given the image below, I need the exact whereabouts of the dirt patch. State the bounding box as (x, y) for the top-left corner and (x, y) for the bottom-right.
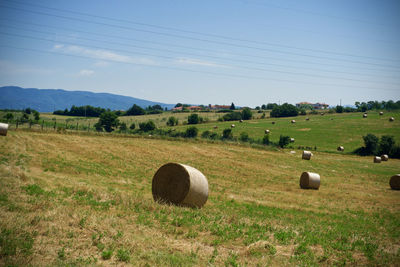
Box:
(297, 128), (311, 131)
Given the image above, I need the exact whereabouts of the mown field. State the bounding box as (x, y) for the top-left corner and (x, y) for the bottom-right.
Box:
(0, 126), (399, 266)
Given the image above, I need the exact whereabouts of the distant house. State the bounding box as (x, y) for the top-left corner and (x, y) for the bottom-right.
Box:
(171, 106), (183, 111)
(187, 106), (203, 111)
(296, 102), (329, 109)
(209, 105), (231, 110)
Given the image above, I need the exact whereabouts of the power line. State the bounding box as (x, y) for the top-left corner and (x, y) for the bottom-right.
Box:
(1, 3), (400, 69)
(6, 0), (399, 62)
(3, 23), (397, 81)
(2, 30), (399, 86)
(1, 44), (398, 93)
(2, 17), (397, 74)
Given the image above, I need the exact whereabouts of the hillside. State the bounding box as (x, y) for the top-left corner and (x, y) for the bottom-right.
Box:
(0, 130), (399, 266)
(0, 86), (175, 112)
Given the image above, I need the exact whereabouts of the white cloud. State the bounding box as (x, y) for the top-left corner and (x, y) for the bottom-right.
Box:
(93, 61), (109, 67)
(79, 69), (95, 76)
(175, 58), (229, 68)
(53, 44), (157, 65)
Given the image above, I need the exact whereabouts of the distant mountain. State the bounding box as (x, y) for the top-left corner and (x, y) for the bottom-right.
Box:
(0, 86), (175, 112)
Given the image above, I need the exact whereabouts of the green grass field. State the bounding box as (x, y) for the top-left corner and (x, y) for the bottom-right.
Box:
(0, 111), (399, 266)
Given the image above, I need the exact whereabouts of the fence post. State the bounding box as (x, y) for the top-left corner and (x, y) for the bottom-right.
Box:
(88, 123), (90, 132)
(76, 122), (79, 131)
(54, 121), (56, 130)
(16, 121), (19, 129)
(41, 120), (44, 130)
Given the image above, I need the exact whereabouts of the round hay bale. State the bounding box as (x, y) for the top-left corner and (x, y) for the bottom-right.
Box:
(381, 154), (389, 161)
(0, 123), (9, 136)
(300, 172), (320, 189)
(373, 156), (381, 163)
(290, 138), (295, 143)
(152, 163), (209, 208)
(291, 120), (296, 124)
(305, 117), (309, 121)
(363, 113), (367, 118)
(239, 119), (243, 123)
(389, 174), (400, 190)
(231, 124), (235, 128)
(379, 111), (383, 115)
(265, 129), (270, 134)
(337, 146), (344, 152)
(320, 112), (324, 116)
(271, 121), (275, 124)
(389, 117), (394, 122)
(302, 151), (312, 160)
(213, 126), (218, 129)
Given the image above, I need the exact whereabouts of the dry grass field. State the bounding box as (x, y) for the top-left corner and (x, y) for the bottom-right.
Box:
(1, 129), (399, 266)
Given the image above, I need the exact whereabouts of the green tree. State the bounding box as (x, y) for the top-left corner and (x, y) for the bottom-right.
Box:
(188, 114), (202, 124)
(129, 123), (136, 130)
(363, 134), (379, 154)
(270, 103), (298, 118)
(96, 111), (119, 132)
(239, 132), (249, 142)
(4, 113), (13, 122)
(33, 111), (40, 121)
(119, 122), (127, 131)
(175, 103), (183, 108)
(222, 128), (233, 139)
(240, 107), (252, 120)
(230, 102), (235, 110)
(379, 135), (395, 155)
(166, 116), (178, 126)
(126, 104), (145, 116)
(336, 105), (343, 113)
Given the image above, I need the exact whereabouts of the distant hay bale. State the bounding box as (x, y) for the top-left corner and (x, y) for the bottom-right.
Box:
(305, 117), (309, 121)
(240, 119), (243, 123)
(381, 154), (389, 161)
(271, 121), (275, 124)
(0, 123), (9, 136)
(379, 111), (383, 115)
(300, 172), (320, 189)
(302, 151), (312, 160)
(290, 138), (295, 143)
(363, 113), (367, 118)
(265, 129), (270, 134)
(231, 124), (235, 128)
(389, 174), (400, 190)
(152, 163), (209, 208)
(337, 146), (344, 152)
(213, 126), (218, 129)
(389, 117), (394, 122)
(291, 120), (296, 123)
(373, 156), (381, 163)
(320, 112), (324, 116)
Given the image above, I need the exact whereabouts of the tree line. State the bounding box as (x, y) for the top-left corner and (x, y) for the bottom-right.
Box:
(53, 104), (165, 117)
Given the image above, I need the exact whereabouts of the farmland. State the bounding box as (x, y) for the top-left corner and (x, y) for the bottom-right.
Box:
(0, 111), (399, 266)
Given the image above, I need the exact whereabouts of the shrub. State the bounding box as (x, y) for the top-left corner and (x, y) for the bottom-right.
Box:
(239, 132), (249, 142)
(96, 111), (119, 132)
(116, 249), (130, 262)
(201, 130), (211, 139)
(209, 132), (219, 140)
(166, 116), (178, 126)
(379, 135), (395, 155)
(119, 122), (127, 131)
(139, 120), (156, 132)
(262, 135), (270, 145)
(336, 105), (343, 113)
(222, 128), (233, 139)
(299, 109), (306, 115)
(279, 135), (290, 148)
(129, 123), (136, 130)
(223, 112), (242, 121)
(363, 134), (379, 154)
(184, 126), (198, 138)
(241, 107), (252, 120)
(188, 114), (202, 124)
(102, 250), (112, 260)
(270, 103), (298, 118)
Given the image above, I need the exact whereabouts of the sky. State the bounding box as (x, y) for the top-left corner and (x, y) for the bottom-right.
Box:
(0, 0), (399, 107)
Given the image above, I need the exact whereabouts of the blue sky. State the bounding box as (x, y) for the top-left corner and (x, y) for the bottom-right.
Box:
(0, 0), (399, 107)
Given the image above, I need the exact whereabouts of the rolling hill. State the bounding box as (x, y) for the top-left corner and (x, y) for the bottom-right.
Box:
(0, 86), (175, 112)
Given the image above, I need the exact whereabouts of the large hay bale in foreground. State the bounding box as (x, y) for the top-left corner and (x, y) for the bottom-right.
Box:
(152, 163), (209, 208)
(390, 174), (400, 190)
(389, 117), (395, 122)
(302, 151), (312, 160)
(0, 123), (9, 136)
(300, 172), (320, 189)
(381, 154), (389, 161)
(373, 156), (381, 163)
(337, 146), (344, 152)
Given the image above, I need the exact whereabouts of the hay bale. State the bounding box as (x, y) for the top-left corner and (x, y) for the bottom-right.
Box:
(265, 129), (270, 134)
(152, 163), (209, 208)
(373, 156), (381, 163)
(337, 146), (344, 152)
(290, 138), (295, 143)
(390, 174), (400, 190)
(300, 172), (320, 189)
(363, 113), (367, 118)
(291, 120), (296, 123)
(381, 154), (389, 161)
(239, 119), (243, 123)
(231, 124), (235, 128)
(213, 126), (218, 129)
(306, 117), (309, 121)
(0, 123), (9, 136)
(271, 121), (275, 124)
(320, 112), (324, 116)
(379, 111), (383, 115)
(389, 117), (395, 122)
(302, 151), (312, 160)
